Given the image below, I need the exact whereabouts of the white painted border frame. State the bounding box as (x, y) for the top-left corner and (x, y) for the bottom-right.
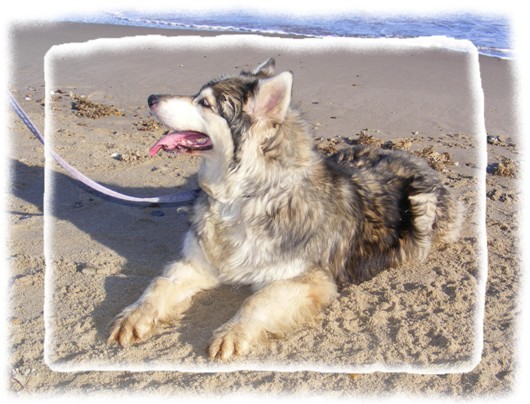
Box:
(43, 34), (488, 374)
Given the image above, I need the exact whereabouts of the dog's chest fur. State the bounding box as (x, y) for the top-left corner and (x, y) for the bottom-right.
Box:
(191, 192), (308, 285)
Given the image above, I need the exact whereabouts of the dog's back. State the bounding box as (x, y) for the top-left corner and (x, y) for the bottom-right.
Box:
(324, 145), (463, 284)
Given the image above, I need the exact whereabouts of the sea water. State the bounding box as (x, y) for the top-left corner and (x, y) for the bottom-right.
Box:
(65, 11), (512, 59)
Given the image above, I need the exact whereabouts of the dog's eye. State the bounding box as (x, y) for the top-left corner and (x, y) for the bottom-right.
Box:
(199, 98), (211, 109)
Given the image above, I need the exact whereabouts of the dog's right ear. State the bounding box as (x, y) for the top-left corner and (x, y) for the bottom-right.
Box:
(253, 58), (275, 77)
(250, 71), (292, 123)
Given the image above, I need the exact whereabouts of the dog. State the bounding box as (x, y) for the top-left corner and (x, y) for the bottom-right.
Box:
(108, 58), (463, 360)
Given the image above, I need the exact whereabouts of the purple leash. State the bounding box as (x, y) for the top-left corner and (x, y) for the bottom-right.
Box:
(8, 92), (197, 204)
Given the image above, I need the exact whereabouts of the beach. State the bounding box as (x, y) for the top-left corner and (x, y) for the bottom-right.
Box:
(7, 22), (521, 397)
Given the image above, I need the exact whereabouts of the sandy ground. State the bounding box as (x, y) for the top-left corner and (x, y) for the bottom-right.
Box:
(5, 22), (522, 399)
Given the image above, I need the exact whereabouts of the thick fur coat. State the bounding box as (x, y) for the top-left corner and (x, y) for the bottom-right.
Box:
(108, 58), (463, 360)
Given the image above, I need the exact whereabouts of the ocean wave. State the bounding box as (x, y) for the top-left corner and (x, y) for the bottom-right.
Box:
(110, 13), (314, 37)
(69, 12), (512, 59)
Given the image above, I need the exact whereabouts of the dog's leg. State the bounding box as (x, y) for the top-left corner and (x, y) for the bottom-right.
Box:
(208, 269), (337, 361)
(108, 259), (219, 346)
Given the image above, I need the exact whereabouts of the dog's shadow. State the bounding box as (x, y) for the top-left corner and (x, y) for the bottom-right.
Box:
(98, 274), (252, 360)
(172, 286), (252, 357)
(11, 158), (248, 360)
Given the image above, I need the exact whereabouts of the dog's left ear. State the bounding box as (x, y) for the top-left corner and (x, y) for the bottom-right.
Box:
(251, 71), (292, 123)
(253, 57), (275, 77)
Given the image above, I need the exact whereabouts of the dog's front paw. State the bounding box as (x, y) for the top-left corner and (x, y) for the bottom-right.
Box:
(207, 323), (253, 361)
(107, 303), (158, 347)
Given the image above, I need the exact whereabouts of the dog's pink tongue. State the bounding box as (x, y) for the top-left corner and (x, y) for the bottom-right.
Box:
(149, 132), (187, 157)
(149, 131), (212, 156)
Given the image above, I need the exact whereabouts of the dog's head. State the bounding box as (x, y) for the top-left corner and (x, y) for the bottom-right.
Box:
(148, 58), (294, 169)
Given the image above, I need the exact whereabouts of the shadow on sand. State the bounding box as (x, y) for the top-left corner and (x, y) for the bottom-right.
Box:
(11, 157), (250, 360)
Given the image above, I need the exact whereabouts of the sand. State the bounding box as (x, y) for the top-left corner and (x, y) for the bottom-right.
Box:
(6, 22), (522, 398)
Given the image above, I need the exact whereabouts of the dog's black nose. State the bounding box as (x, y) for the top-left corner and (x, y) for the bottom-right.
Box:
(148, 94), (160, 107)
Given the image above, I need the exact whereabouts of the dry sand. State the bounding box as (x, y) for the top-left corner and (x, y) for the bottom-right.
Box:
(6, 22), (522, 398)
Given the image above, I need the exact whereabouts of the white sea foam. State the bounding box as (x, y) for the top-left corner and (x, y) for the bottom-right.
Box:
(63, 11), (512, 59)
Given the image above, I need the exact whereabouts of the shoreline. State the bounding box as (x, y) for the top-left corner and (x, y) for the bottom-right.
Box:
(6, 20), (521, 397)
(60, 16), (513, 60)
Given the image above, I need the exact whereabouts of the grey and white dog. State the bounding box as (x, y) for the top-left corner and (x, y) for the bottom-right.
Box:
(108, 58), (463, 360)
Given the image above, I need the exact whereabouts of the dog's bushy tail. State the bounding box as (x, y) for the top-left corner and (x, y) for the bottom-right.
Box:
(434, 189), (464, 243)
(402, 174), (464, 262)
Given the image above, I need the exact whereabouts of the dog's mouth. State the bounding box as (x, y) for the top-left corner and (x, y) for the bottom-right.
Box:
(149, 130), (213, 157)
